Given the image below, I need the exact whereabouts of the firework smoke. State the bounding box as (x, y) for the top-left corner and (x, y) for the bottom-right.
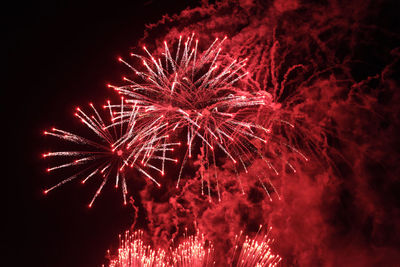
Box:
(126, 0), (400, 266)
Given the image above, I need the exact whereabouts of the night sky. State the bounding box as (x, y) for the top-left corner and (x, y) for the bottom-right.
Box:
(5, 0), (400, 266)
(6, 1), (199, 266)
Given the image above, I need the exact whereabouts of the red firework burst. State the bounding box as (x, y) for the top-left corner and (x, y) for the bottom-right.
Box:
(43, 100), (178, 206)
(108, 230), (167, 267)
(231, 226), (281, 267)
(171, 230), (214, 267)
(109, 34), (307, 201)
(106, 227), (280, 267)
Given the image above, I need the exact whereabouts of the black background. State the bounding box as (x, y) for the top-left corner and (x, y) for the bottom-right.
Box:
(5, 1), (199, 266)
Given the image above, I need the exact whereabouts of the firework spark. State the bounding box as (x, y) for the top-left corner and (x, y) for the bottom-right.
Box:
(171, 230), (214, 267)
(231, 226), (281, 267)
(109, 34), (304, 201)
(43, 100), (178, 206)
(107, 230), (213, 267)
(108, 230), (167, 267)
(106, 227), (280, 267)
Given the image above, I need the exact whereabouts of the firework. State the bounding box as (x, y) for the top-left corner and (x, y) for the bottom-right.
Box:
(231, 226), (281, 267)
(107, 230), (212, 267)
(107, 227), (280, 267)
(43, 100), (178, 206)
(171, 230), (214, 267)
(108, 230), (168, 267)
(109, 34), (304, 201)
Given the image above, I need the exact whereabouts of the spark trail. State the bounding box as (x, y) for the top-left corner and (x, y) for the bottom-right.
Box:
(108, 230), (167, 267)
(171, 230), (214, 267)
(231, 226), (281, 267)
(43, 101), (178, 206)
(110, 34), (304, 201)
(106, 228), (280, 266)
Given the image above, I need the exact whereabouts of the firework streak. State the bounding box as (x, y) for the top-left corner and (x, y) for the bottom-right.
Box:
(108, 230), (168, 267)
(109, 34), (307, 201)
(171, 231), (214, 267)
(43, 35), (308, 204)
(43, 102), (179, 206)
(107, 228), (280, 267)
(231, 226), (281, 267)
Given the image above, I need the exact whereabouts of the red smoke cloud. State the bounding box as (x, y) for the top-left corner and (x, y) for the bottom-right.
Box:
(122, 0), (400, 266)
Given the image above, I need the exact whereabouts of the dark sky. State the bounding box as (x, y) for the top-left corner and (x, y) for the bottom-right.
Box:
(5, 0), (400, 266)
(5, 1), (199, 266)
